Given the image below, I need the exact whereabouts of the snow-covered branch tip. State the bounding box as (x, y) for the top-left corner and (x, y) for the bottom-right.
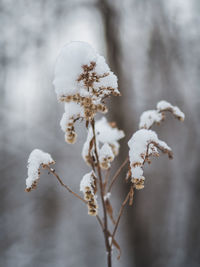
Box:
(53, 41), (120, 144)
(82, 117), (125, 168)
(80, 171), (98, 216)
(139, 100), (185, 129)
(25, 149), (55, 192)
(128, 129), (173, 189)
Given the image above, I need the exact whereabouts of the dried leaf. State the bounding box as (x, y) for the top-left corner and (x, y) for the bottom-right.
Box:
(105, 199), (116, 225)
(112, 238), (121, 260)
(125, 167), (131, 182)
(107, 231), (121, 260)
(89, 137), (95, 153)
(129, 186), (134, 206)
(93, 176), (98, 195)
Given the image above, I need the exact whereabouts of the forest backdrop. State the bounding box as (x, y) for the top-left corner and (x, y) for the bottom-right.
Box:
(0, 0), (200, 266)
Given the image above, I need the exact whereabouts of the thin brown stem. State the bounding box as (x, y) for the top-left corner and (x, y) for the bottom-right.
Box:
(91, 119), (112, 267)
(96, 215), (104, 231)
(111, 189), (131, 247)
(107, 157), (129, 193)
(103, 168), (111, 193)
(43, 165), (86, 204)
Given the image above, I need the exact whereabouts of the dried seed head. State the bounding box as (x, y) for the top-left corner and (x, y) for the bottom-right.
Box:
(128, 129), (173, 184)
(65, 132), (77, 144)
(54, 42), (121, 133)
(139, 100), (185, 129)
(80, 171), (98, 216)
(99, 143), (114, 170)
(132, 178), (145, 190)
(25, 149), (55, 192)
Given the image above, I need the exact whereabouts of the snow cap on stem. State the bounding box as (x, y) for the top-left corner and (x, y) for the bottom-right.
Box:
(53, 42), (120, 143)
(139, 100), (185, 129)
(128, 129), (173, 189)
(80, 171), (98, 216)
(82, 117), (125, 166)
(25, 149), (55, 192)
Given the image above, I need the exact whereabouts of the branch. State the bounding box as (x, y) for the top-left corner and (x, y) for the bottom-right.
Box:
(91, 119), (112, 266)
(107, 157), (129, 193)
(111, 188), (132, 247)
(103, 168), (111, 193)
(96, 215), (104, 231)
(43, 165), (86, 204)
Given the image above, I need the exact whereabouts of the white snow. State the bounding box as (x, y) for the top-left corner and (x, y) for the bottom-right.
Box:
(95, 117), (125, 145)
(60, 102), (83, 132)
(128, 129), (172, 180)
(99, 143), (114, 161)
(53, 42), (96, 97)
(104, 192), (111, 201)
(26, 149), (54, 190)
(53, 41), (119, 99)
(80, 171), (95, 193)
(99, 143), (114, 169)
(82, 117), (125, 164)
(157, 100), (185, 121)
(139, 110), (163, 129)
(139, 100), (185, 129)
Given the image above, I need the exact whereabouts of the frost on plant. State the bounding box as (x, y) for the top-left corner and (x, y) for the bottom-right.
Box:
(25, 41), (185, 267)
(25, 149), (55, 192)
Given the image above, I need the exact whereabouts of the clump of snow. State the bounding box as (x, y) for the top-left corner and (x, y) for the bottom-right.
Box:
(157, 100), (185, 121)
(80, 171), (98, 216)
(95, 117), (125, 146)
(80, 171), (96, 193)
(53, 42), (96, 97)
(53, 42), (121, 142)
(139, 100), (185, 129)
(53, 41), (119, 100)
(104, 192), (111, 201)
(26, 149), (55, 192)
(59, 102), (84, 144)
(99, 143), (114, 169)
(128, 129), (172, 181)
(139, 110), (164, 129)
(82, 117), (125, 166)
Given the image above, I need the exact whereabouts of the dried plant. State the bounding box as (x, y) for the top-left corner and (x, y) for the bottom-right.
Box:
(25, 42), (185, 267)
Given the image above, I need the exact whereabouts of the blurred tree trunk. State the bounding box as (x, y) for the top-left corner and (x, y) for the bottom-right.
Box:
(98, 1), (200, 267)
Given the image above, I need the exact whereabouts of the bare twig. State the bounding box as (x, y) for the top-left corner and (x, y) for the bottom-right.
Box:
(111, 188), (133, 247)
(103, 168), (111, 193)
(96, 215), (104, 231)
(107, 157), (129, 193)
(43, 165), (86, 204)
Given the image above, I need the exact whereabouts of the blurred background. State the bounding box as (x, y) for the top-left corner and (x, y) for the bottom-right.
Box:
(0, 0), (200, 266)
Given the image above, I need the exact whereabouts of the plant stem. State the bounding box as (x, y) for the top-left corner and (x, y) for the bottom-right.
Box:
(43, 165), (86, 204)
(107, 157), (129, 193)
(91, 119), (112, 267)
(111, 190), (131, 247)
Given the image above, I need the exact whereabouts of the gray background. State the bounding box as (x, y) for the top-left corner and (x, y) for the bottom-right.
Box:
(0, 0), (200, 266)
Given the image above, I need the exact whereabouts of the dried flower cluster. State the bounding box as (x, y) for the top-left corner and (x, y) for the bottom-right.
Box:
(54, 42), (120, 144)
(82, 117), (124, 167)
(80, 171), (98, 216)
(128, 129), (173, 189)
(139, 100), (185, 129)
(25, 41), (185, 267)
(25, 149), (55, 192)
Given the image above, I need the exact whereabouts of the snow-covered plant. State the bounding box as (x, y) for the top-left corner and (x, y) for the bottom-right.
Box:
(25, 41), (185, 267)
